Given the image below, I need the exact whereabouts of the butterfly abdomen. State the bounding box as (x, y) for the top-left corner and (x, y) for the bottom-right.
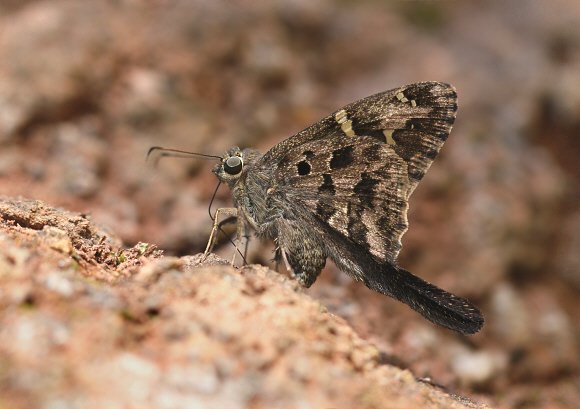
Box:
(362, 261), (484, 334)
(318, 216), (483, 334)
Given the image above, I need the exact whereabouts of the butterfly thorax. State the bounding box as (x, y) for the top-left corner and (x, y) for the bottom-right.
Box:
(214, 147), (278, 232)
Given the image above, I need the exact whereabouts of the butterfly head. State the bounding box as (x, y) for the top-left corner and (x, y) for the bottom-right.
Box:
(213, 146), (245, 185)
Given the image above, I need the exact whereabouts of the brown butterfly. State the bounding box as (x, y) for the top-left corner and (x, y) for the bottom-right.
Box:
(149, 82), (484, 334)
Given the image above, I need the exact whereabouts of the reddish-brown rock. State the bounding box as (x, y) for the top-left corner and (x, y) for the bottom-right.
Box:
(0, 197), (491, 409)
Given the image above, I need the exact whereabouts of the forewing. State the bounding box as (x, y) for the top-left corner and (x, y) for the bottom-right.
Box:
(260, 81), (457, 194)
(275, 135), (411, 263)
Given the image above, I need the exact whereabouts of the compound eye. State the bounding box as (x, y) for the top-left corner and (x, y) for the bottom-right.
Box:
(224, 156), (243, 175)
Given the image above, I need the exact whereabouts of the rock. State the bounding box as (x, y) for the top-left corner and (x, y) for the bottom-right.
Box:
(451, 348), (508, 387)
(0, 197), (491, 409)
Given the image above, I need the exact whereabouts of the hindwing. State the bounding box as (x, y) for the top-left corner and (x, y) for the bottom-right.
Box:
(274, 135), (411, 263)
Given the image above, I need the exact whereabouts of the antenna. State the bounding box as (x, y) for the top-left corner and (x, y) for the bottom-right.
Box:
(146, 146), (222, 167)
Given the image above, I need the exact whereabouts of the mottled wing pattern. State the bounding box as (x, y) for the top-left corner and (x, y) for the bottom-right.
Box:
(275, 135), (411, 263)
(259, 82), (457, 263)
(261, 82), (457, 195)
(242, 82), (483, 334)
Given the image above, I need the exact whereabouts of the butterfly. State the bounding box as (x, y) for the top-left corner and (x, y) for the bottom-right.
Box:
(149, 82), (484, 334)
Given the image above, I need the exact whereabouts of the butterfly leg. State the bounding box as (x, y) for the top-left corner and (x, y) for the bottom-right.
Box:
(273, 243), (281, 272)
(231, 216), (249, 266)
(203, 207), (238, 258)
(241, 222), (251, 264)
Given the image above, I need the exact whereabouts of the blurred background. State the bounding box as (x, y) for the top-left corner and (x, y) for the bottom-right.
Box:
(0, 1), (578, 408)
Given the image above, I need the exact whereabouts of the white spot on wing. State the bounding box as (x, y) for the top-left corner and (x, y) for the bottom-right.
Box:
(335, 109), (348, 124)
(328, 204), (349, 235)
(396, 91), (415, 106)
(383, 129), (395, 145)
(334, 109), (355, 137)
(398, 93), (409, 103)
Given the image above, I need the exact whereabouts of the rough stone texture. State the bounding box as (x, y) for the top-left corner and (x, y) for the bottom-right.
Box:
(0, 1), (579, 408)
(0, 197), (489, 409)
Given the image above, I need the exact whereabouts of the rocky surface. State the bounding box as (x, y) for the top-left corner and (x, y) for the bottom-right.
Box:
(0, 197), (489, 409)
(0, 1), (578, 408)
